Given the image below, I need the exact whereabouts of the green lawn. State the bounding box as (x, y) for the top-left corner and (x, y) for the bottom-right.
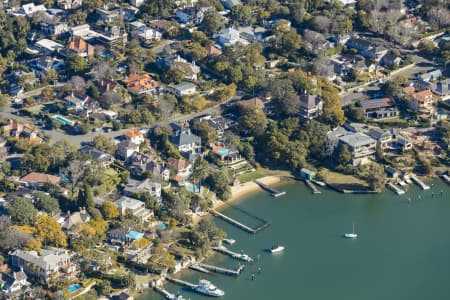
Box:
(319, 169), (368, 187)
(238, 168), (292, 183)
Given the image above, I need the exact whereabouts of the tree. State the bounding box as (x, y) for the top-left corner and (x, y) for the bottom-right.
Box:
(230, 5), (255, 25)
(201, 10), (225, 36)
(34, 214), (68, 248)
(192, 121), (217, 148)
(40, 87), (54, 102)
(364, 163), (386, 191)
(69, 75), (86, 91)
(77, 183), (94, 208)
(205, 168), (231, 200)
(321, 85), (345, 127)
(238, 104), (268, 136)
(267, 79), (300, 115)
(7, 197), (38, 225)
(64, 159), (86, 196)
(190, 157), (209, 192)
(66, 55), (88, 75)
(101, 201), (119, 219)
(34, 192), (60, 216)
(335, 143), (352, 167)
(92, 134), (116, 154)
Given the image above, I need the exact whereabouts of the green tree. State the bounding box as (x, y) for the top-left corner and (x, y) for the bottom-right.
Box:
(7, 197), (38, 225)
(190, 157), (209, 192)
(335, 143), (352, 166)
(77, 183), (94, 208)
(201, 10), (225, 36)
(321, 85), (345, 127)
(230, 5), (255, 25)
(101, 201), (119, 219)
(92, 134), (116, 154)
(34, 192), (60, 216)
(205, 168), (231, 200)
(66, 55), (88, 75)
(192, 121), (217, 149)
(238, 104), (268, 136)
(40, 87), (54, 102)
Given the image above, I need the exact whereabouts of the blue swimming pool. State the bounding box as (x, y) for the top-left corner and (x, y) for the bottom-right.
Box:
(158, 222), (168, 231)
(185, 184), (200, 192)
(53, 115), (74, 126)
(217, 148), (231, 155)
(68, 284), (81, 293)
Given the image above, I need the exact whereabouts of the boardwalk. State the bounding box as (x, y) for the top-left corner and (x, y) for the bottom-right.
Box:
(212, 246), (253, 262)
(166, 277), (196, 289)
(196, 263), (245, 276)
(209, 209), (256, 234)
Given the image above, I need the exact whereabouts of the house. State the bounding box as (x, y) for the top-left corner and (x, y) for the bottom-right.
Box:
(64, 91), (99, 115)
(18, 3), (47, 17)
(381, 53), (402, 69)
(96, 26), (128, 48)
(32, 56), (64, 76)
(97, 78), (117, 94)
(221, 0), (242, 9)
(170, 82), (197, 97)
(216, 27), (246, 47)
(125, 152), (169, 180)
(0, 271), (30, 297)
(205, 45), (222, 57)
(123, 178), (162, 199)
(2, 120), (43, 143)
(339, 132), (377, 165)
(361, 98), (399, 119)
(328, 0), (356, 6)
(170, 124), (202, 158)
(19, 172), (61, 188)
(368, 128), (413, 152)
(114, 196), (153, 222)
(129, 21), (162, 41)
(346, 38), (388, 61)
(67, 36), (95, 58)
(9, 248), (78, 283)
(41, 22), (68, 36)
(80, 146), (114, 167)
(409, 89), (435, 116)
(417, 69), (442, 83)
(418, 79), (450, 100)
(157, 55), (200, 81)
(96, 6), (120, 23)
(124, 130), (145, 145)
(69, 24), (96, 39)
(34, 39), (65, 54)
(299, 92), (323, 121)
(237, 26), (266, 44)
(107, 228), (144, 244)
(57, 0), (82, 9)
(351, 55), (376, 73)
(167, 157), (192, 185)
(111, 290), (134, 300)
(117, 140), (140, 160)
(130, 0), (144, 7)
(176, 7), (210, 24)
(122, 73), (161, 95)
(61, 209), (91, 231)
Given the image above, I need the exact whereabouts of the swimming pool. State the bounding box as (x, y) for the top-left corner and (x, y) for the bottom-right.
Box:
(68, 284), (81, 293)
(53, 115), (75, 126)
(217, 148), (231, 155)
(158, 222), (168, 231)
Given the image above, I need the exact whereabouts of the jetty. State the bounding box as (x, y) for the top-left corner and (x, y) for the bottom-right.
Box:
(196, 263), (245, 276)
(154, 286), (184, 300)
(387, 182), (405, 195)
(212, 246), (253, 262)
(189, 264), (210, 274)
(311, 179), (326, 187)
(254, 180), (286, 197)
(442, 174), (450, 184)
(166, 277), (196, 289)
(410, 175), (430, 190)
(209, 209), (256, 234)
(305, 180), (321, 194)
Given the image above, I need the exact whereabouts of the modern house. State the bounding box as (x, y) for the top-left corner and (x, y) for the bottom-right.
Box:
(9, 248), (78, 283)
(41, 22), (69, 36)
(114, 196), (153, 222)
(339, 132), (377, 165)
(368, 128), (413, 152)
(123, 178), (162, 199)
(130, 21), (162, 41)
(361, 98), (399, 119)
(170, 82), (197, 97)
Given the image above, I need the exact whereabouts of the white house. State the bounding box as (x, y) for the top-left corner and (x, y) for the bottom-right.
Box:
(117, 140), (140, 160)
(170, 82), (197, 97)
(130, 21), (162, 41)
(216, 27), (244, 47)
(18, 3), (47, 17)
(124, 130), (145, 145)
(114, 196), (153, 222)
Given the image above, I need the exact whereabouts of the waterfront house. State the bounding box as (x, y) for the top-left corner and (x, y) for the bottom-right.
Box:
(0, 270), (30, 297)
(123, 178), (162, 199)
(368, 128), (413, 152)
(299, 168), (316, 180)
(122, 73), (161, 95)
(19, 172), (61, 188)
(339, 132), (377, 165)
(169, 124), (201, 159)
(361, 98), (399, 119)
(114, 196), (153, 222)
(9, 248), (78, 283)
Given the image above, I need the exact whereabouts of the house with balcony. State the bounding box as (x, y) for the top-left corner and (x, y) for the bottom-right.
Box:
(299, 92), (323, 121)
(408, 89), (435, 116)
(123, 178), (162, 199)
(124, 130), (145, 145)
(361, 98), (399, 119)
(368, 128), (413, 152)
(130, 21), (162, 41)
(122, 73), (161, 95)
(339, 132), (377, 165)
(67, 36), (95, 58)
(170, 124), (201, 160)
(9, 248), (79, 284)
(41, 21), (68, 36)
(114, 196), (153, 222)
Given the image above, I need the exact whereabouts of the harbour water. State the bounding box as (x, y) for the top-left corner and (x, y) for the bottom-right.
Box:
(140, 179), (450, 300)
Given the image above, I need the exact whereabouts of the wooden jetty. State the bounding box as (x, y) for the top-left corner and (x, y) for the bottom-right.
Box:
(410, 175), (430, 190)
(442, 174), (450, 184)
(166, 277), (196, 289)
(305, 180), (321, 194)
(311, 179), (326, 187)
(254, 180), (286, 197)
(209, 209), (256, 234)
(387, 182), (405, 195)
(212, 246), (253, 262)
(154, 286), (184, 300)
(189, 264), (210, 274)
(196, 263), (245, 276)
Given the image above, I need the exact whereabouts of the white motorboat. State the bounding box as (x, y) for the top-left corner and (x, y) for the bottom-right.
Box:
(269, 245), (285, 253)
(398, 181), (407, 187)
(223, 238), (236, 245)
(234, 253), (253, 262)
(344, 223), (358, 239)
(194, 279), (225, 297)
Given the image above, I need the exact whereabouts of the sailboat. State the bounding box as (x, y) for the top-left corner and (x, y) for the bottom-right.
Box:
(344, 223), (358, 239)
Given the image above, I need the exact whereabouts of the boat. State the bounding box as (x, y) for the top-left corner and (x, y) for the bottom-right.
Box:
(398, 181), (407, 187)
(193, 279), (225, 297)
(233, 253), (253, 262)
(269, 245), (285, 253)
(344, 223), (358, 239)
(404, 174), (413, 184)
(223, 238), (236, 245)
(166, 293), (185, 300)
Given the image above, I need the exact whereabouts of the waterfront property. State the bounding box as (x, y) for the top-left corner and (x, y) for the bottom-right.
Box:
(339, 132), (377, 165)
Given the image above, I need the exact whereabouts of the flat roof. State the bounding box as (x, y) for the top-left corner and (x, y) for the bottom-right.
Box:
(339, 132), (376, 148)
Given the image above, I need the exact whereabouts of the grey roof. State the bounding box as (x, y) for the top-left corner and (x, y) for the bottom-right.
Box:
(80, 146), (112, 162)
(10, 249), (73, 271)
(300, 93), (320, 109)
(419, 69), (442, 82)
(367, 128), (397, 140)
(339, 132), (376, 148)
(172, 81), (196, 92)
(170, 127), (201, 147)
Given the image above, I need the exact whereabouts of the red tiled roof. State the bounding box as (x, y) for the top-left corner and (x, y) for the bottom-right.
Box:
(20, 172), (60, 185)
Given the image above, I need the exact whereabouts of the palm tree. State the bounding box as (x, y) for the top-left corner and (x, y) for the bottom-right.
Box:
(190, 157), (209, 193)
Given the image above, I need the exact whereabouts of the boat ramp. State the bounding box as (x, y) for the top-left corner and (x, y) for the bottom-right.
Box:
(410, 175), (430, 190)
(442, 174), (450, 185)
(387, 182), (405, 195)
(195, 263), (245, 276)
(305, 180), (321, 194)
(254, 180), (286, 197)
(212, 245), (253, 262)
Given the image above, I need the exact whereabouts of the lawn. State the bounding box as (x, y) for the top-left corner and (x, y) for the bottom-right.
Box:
(238, 168), (292, 183)
(319, 169), (368, 187)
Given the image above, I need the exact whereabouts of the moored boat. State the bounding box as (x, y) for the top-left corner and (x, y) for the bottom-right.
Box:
(194, 279), (225, 297)
(269, 245), (285, 253)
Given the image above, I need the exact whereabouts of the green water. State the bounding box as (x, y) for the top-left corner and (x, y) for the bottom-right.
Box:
(140, 179), (450, 300)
